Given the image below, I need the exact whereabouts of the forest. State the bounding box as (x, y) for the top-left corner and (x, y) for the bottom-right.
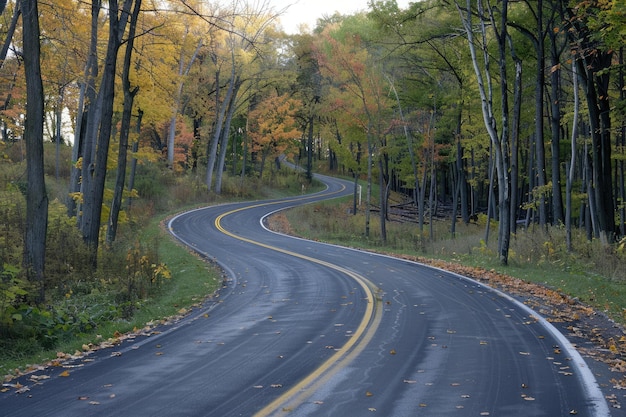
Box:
(1, 0), (626, 364)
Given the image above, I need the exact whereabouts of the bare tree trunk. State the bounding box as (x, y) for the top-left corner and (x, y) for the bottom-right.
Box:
(428, 161), (436, 241)
(352, 172), (359, 215)
(127, 109), (142, 210)
(21, 0), (48, 302)
(451, 157), (460, 237)
(568, 9), (616, 243)
(417, 166), (427, 235)
(206, 69), (236, 190)
(240, 116), (248, 182)
(549, 28), (565, 225)
(615, 47), (626, 236)
(378, 158), (387, 243)
(484, 148), (495, 244)
(457, 0), (513, 264)
(107, 0), (141, 245)
(306, 114), (314, 181)
(81, 0), (130, 265)
(365, 130), (372, 239)
(69, 0), (100, 218)
(566, 61), (579, 251)
(533, 0), (548, 227)
(509, 57), (522, 234)
(215, 78), (241, 194)
(0, 2), (20, 69)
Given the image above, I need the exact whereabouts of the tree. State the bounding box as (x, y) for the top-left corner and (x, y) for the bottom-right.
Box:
(369, 0), (474, 239)
(315, 16), (395, 240)
(566, 0), (617, 243)
(68, 0), (101, 219)
(80, 0), (134, 265)
(456, 0), (519, 265)
(107, 0), (142, 245)
(248, 91), (300, 178)
(21, 0), (48, 301)
(165, 16), (203, 168)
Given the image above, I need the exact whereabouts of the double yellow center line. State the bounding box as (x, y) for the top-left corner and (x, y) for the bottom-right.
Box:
(213, 193), (382, 416)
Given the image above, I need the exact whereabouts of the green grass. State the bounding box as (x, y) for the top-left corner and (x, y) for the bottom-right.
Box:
(277, 194), (626, 325)
(0, 217), (223, 377)
(1, 170), (325, 378)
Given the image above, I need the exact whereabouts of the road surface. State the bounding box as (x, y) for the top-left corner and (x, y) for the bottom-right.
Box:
(0, 174), (610, 416)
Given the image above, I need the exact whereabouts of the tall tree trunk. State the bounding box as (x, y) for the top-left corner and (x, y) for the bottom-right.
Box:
(533, 0), (548, 227)
(484, 147), (495, 244)
(215, 78), (241, 194)
(510, 57), (522, 234)
(548, 22), (565, 225)
(107, 0), (141, 245)
(0, 2), (20, 69)
(69, 0), (100, 218)
(126, 109), (143, 211)
(21, 0), (48, 302)
(615, 47), (626, 236)
(568, 7), (616, 243)
(365, 130), (372, 239)
(378, 158), (387, 243)
(206, 68), (236, 190)
(240, 116), (248, 182)
(54, 86), (65, 181)
(417, 161), (427, 235)
(451, 162), (459, 237)
(458, 0), (513, 264)
(352, 172), (359, 215)
(81, 0), (129, 265)
(306, 113), (314, 181)
(428, 160), (436, 241)
(566, 61), (580, 251)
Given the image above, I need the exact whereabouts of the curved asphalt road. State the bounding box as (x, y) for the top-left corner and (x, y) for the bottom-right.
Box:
(1, 174), (610, 416)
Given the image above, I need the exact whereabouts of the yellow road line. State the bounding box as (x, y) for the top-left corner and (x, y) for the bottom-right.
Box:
(212, 193), (381, 416)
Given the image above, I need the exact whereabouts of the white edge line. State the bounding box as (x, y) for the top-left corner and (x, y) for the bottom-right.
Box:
(259, 208), (612, 417)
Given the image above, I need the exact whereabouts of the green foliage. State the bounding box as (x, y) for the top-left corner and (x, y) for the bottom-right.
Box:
(280, 195), (626, 322)
(123, 241), (171, 303)
(134, 161), (172, 200)
(0, 264), (30, 328)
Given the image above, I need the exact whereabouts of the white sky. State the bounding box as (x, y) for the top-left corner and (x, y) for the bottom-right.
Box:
(269, 0), (413, 34)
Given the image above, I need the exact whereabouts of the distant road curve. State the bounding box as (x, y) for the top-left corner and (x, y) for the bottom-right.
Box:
(0, 173), (610, 416)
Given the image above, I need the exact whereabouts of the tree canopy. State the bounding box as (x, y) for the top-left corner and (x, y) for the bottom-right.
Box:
(2, 0), (626, 301)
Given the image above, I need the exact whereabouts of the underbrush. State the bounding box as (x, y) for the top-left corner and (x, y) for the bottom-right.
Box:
(0, 163), (321, 376)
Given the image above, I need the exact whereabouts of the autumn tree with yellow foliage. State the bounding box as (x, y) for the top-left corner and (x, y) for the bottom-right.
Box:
(248, 92), (301, 178)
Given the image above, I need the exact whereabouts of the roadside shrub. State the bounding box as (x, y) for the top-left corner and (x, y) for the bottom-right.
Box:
(121, 240), (171, 305)
(170, 175), (208, 206)
(45, 201), (94, 293)
(0, 187), (24, 267)
(43, 142), (72, 179)
(134, 161), (170, 201)
(0, 264), (30, 335)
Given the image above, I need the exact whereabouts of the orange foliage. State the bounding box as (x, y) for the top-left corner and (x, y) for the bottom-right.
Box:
(249, 92), (301, 162)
